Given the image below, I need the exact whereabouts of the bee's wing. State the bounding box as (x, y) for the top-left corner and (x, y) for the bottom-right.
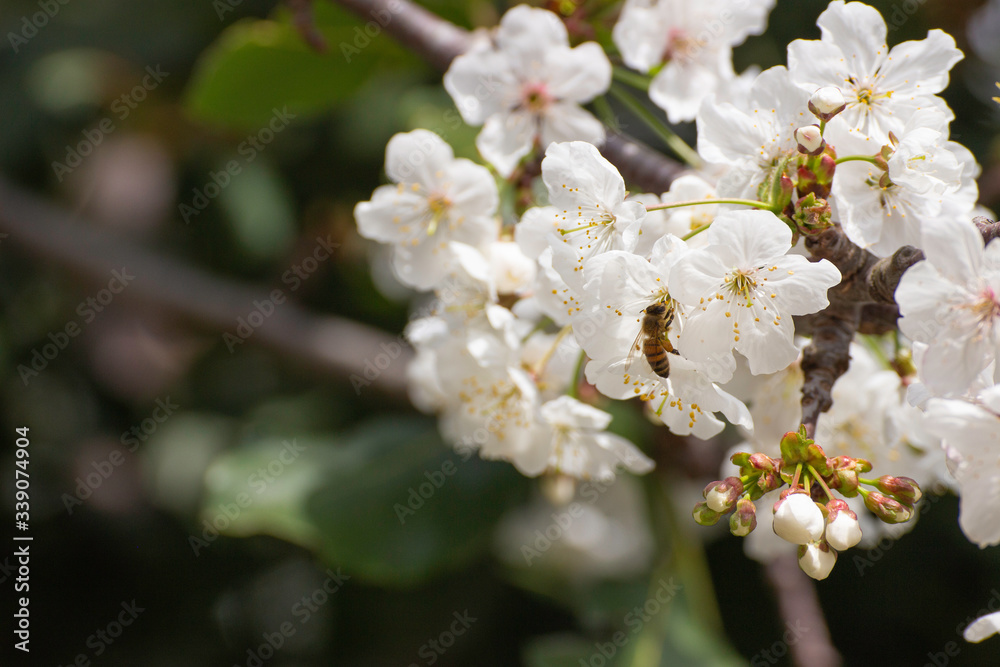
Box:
(624, 326), (645, 373)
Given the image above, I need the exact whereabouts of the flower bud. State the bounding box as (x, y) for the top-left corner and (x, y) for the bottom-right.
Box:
(693, 501), (723, 526)
(829, 467), (860, 496)
(864, 490), (913, 524)
(773, 492), (825, 545)
(793, 193), (832, 230)
(541, 473), (576, 506)
(808, 86), (847, 121)
(876, 475), (922, 505)
(824, 499), (862, 551)
(704, 477), (743, 513)
(749, 453), (776, 472)
(730, 497), (757, 537)
(795, 125), (825, 156)
(798, 541), (837, 580)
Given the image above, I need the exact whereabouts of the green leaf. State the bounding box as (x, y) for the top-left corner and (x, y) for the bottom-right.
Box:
(198, 417), (529, 587)
(306, 419), (529, 587)
(523, 634), (597, 667)
(184, 5), (417, 129)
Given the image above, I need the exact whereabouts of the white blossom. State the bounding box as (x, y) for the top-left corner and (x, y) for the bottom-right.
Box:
(670, 210), (841, 375)
(787, 0), (962, 143)
(897, 218), (1000, 396)
(923, 385), (1000, 547)
(612, 0), (775, 123)
(354, 130), (499, 290)
(516, 141), (645, 261)
(443, 6), (611, 176)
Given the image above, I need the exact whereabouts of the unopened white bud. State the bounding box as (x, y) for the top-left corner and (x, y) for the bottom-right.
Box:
(794, 125), (824, 155)
(808, 86), (847, 121)
(773, 493), (825, 545)
(798, 541), (837, 580)
(825, 512), (863, 551)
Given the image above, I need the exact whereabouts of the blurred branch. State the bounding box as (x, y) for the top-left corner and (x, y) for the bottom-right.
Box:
(765, 554), (842, 667)
(332, 0), (683, 193)
(0, 177), (412, 397)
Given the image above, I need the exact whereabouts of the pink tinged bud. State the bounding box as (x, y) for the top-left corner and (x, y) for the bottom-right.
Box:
(808, 86), (846, 121)
(864, 491), (913, 524)
(876, 475), (922, 505)
(730, 497), (757, 537)
(704, 477), (743, 513)
(773, 492), (825, 545)
(693, 501), (723, 526)
(748, 453), (776, 472)
(825, 512), (862, 551)
(798, 541), (837, 580)
(795, 125), (825, 156)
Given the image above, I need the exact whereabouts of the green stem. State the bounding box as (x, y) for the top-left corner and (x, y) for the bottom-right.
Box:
(533, 325), (573, 377)
(806, 464), (835, 501)
(607, 84), (703, 168)
(834, 154), (879, 165)
(681, 221), (712, 241)
(591, 94), (619, 132)
(567, 349), (586, 400)
(612, 66), (651, 91)
(645, 198), (775, 213)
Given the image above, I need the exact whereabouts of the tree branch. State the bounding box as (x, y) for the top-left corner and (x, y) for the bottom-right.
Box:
(765, 555), (842, 667)
(0, 177), (412, 397)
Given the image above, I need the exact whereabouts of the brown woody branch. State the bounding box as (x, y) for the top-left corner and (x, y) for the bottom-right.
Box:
(0, 177), (412, 397)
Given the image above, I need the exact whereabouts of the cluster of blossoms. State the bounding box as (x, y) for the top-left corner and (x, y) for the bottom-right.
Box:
(353, 0), (1000, 604)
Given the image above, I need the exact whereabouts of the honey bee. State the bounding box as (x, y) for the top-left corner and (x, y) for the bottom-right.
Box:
(626, 301), (678, 379)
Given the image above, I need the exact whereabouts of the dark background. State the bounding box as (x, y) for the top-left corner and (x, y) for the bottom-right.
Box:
(2, 0), (1000, 665)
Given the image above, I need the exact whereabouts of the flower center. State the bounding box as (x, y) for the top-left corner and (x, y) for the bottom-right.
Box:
(969, 286), (1000, 329)
(664, 28), (697, 63)
(726, 268), (758, 301)
(521, 82), (553, 113)
(425, 191), (452, 236)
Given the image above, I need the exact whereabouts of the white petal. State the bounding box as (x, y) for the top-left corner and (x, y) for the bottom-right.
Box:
(545, 42), (612, 103)
(964, 611), (1000, 643)
(385, 130), (455, 186)
(477, 110), (536, 177)
(539, 104), (606, 149)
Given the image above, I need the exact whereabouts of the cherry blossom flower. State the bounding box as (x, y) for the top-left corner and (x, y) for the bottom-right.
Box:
(897, 218), (1000, 396)
(669, 210), (841, 375)
(696, 66), (811, 199)
(354, 130), (499, 290)
(443, 6), (611, 177)
(515, 141), (645, 261)
(923, 385), (1000, 547)
(612, 0), (775, 123)
(831, 110), (979, 257)
(787, 0), (962, 142)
